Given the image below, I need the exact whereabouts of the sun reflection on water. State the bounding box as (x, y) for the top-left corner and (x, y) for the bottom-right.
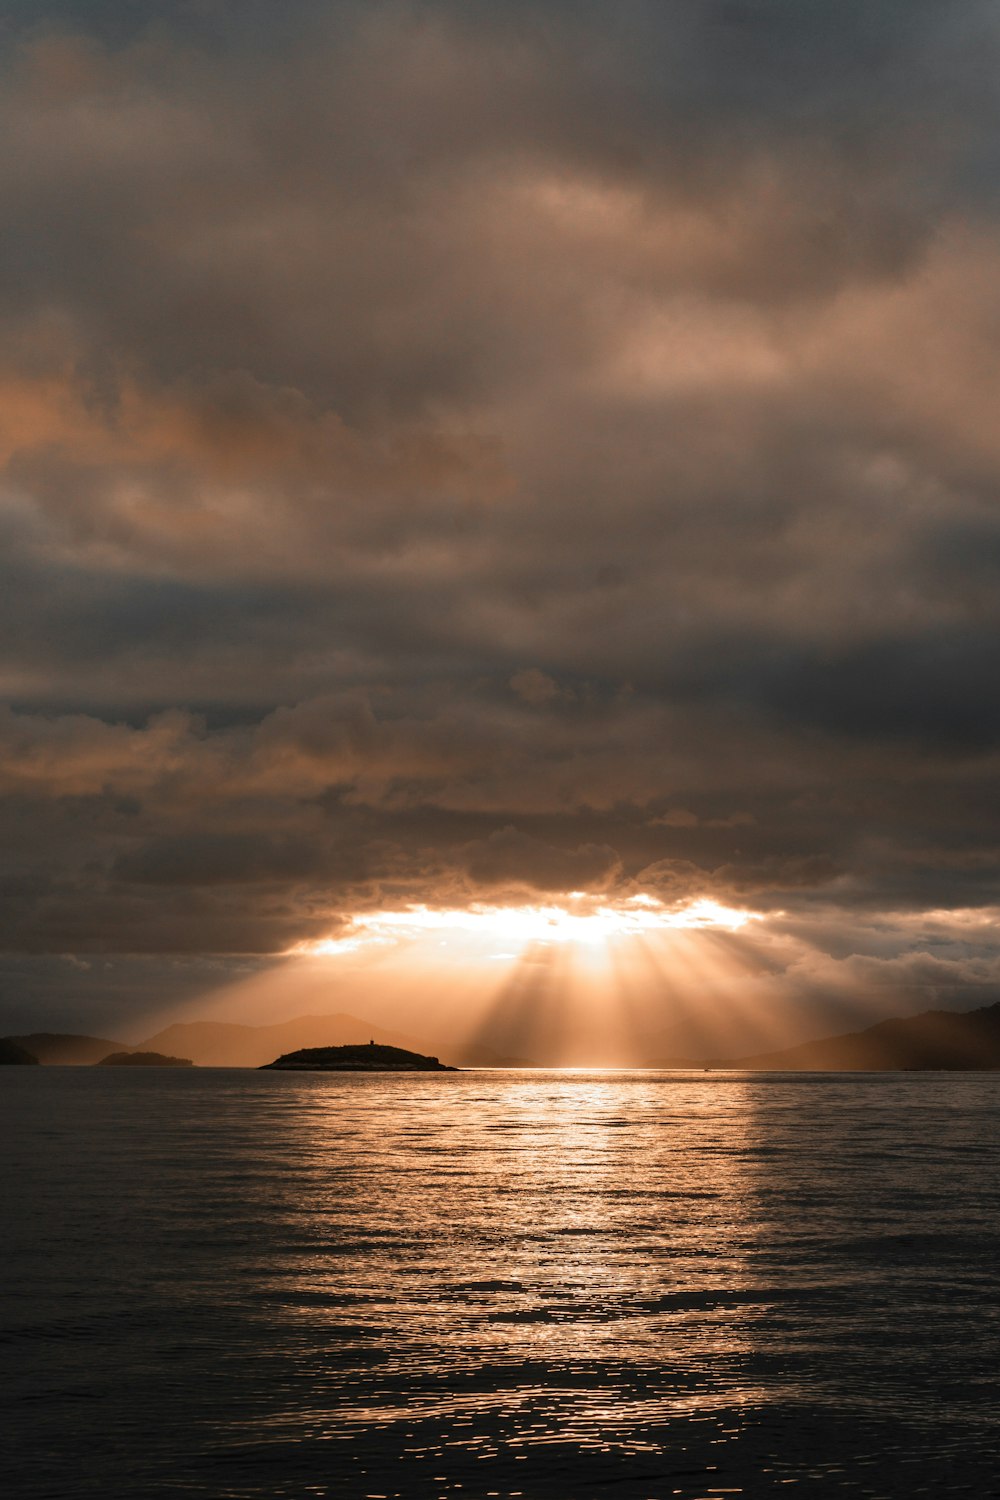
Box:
(252, 1071), (772, 1489)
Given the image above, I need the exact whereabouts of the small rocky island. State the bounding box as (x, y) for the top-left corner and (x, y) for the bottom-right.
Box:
(96, 1051), (194, 1066)
(261, 1042), (457, 1072)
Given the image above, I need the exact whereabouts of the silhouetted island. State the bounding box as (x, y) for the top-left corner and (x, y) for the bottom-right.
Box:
(0, 1037), (39, 1064)
(96, 1051), (194, 1067)
(261, 1043), (457, 1072)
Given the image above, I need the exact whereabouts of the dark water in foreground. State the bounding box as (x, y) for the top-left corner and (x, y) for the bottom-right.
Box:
(2, 1070), (999, 1499)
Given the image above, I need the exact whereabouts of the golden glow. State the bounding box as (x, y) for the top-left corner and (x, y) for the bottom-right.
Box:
(289, 893), (760, 958)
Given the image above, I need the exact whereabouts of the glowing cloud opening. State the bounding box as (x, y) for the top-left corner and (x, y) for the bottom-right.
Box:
(289, 894), (761, 959)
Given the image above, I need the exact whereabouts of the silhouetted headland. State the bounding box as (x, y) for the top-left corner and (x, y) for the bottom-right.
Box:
(8, 1032), (130, 1065)
(261, 1043), (457, 1072)
(0, 1037), (40, 1064)
(703, 1001), (1000, 1071)
(96, 1051), (194, 1067)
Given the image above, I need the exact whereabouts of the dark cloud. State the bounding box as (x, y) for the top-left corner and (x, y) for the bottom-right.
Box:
(1, 1), (999, 1032)
(460, 827), (621, 894)
(112, 831), (334, 887)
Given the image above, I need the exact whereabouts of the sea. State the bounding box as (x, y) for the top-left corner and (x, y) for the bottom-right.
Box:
(2, 1068), (999, 1499)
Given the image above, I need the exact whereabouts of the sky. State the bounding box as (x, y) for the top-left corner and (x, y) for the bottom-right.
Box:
(2, 1), (999, 1056)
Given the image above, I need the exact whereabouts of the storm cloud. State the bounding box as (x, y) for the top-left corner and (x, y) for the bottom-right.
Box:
(2, 1), (999, 1034)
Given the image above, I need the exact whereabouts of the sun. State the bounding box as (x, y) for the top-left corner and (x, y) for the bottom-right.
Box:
(289, 892), (759, 959)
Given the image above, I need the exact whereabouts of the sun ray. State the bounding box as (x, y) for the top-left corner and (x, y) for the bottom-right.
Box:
(274, 893), (771, 1066)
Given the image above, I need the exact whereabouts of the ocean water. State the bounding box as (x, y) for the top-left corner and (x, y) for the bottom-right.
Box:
(2, 1069), (999, 1499)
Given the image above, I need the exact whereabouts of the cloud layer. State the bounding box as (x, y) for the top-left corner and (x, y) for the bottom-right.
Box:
(2, 2), (1000, 1030)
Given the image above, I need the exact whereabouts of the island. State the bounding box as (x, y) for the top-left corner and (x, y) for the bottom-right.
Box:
(96, 1051), (195, 1067)
(261, 1042), (458, 1072)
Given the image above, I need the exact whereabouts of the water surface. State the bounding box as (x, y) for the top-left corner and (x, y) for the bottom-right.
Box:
(3, 1069), (999, 1497)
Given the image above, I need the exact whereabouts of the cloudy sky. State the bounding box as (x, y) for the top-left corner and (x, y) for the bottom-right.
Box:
(2, 1), (999, 1053)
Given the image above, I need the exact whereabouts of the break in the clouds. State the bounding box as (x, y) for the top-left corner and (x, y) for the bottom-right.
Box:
(2, 0), (1000, 1033)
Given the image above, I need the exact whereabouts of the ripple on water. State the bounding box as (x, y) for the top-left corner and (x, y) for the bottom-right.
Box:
(1, 1069), (999, 1497)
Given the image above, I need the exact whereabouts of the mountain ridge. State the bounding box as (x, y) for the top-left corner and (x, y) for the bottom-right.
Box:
(8, 1032), (130, 1065)
(694, 1000), (1000, 1071)
(11, 1000), (1000, 1072)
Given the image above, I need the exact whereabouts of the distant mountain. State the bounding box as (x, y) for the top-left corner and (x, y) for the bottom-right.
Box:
(713, 1001), (1000, 1071)
(0, 1037), (39, 1064)
(97, 1051), (194, 1067)
(262, 1043), (457, 1072)
(133, 1013), (430, 1068)
(7, 1032), (131, 1065)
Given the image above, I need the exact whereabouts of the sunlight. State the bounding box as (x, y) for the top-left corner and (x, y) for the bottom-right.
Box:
(289, 893), (761, 959)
